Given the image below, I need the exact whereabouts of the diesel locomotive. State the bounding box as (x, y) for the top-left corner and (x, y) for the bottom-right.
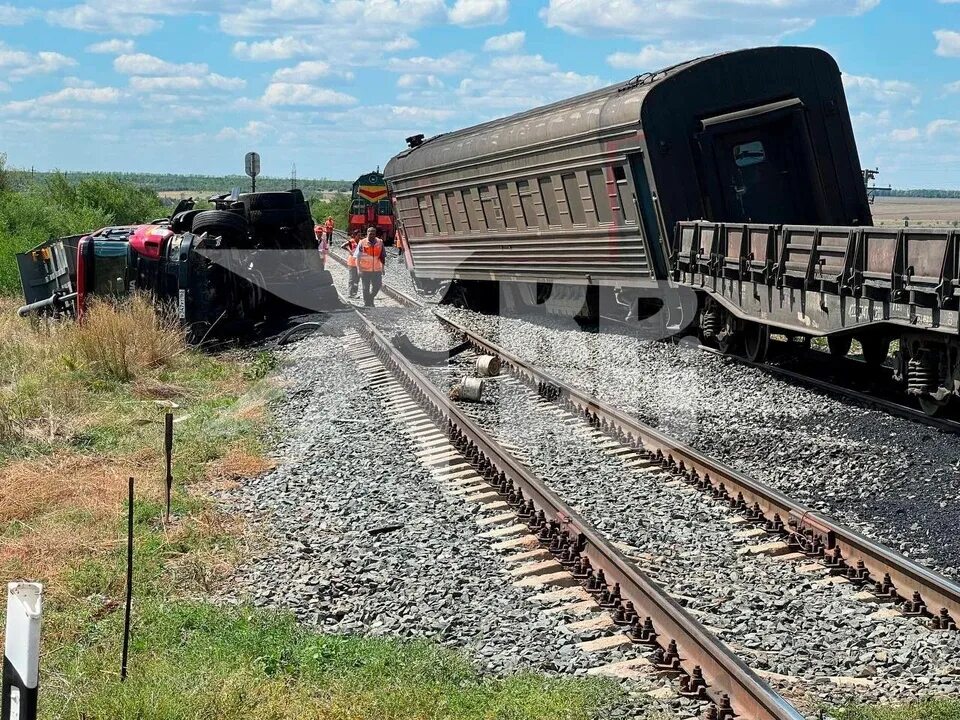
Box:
(384, 46), (960, 415)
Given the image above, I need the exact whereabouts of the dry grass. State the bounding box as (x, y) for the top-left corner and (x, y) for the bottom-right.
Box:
(66, 295), (185, 382)
(0, 295), (186, 450)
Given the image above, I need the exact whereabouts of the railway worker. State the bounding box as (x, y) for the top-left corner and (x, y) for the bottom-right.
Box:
(316, 223), (329, 270)
(324, 216), (335, 245)
(341, 230), (361, 298)
(353, 226), (385, 307)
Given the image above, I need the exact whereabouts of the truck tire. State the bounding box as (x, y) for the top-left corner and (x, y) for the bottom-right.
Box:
(192, 210), (249, 245)
(239, 191), (304, 212)
(193, 210), (248, 234)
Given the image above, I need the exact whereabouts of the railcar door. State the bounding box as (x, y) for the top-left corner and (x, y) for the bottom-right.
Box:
(699, 99), (826, 225)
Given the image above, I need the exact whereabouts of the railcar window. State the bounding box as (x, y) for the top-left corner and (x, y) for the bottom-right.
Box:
(418, 195), (437, 235)
(496, 183), (517, 229)
(613, 165), (637, 224)
(561, 173), (586, 225)
(479, 186), (503, 230)
(452, 191), (468, 231)
(539, 177), (561, 226)
(517, 179), (540, 229)
(440, 192), (456, 232)
(432, 195), (447, 233)
(463, 188), (483, 230)
(734, 141), (766, 167)
(588, 169), (613, 224)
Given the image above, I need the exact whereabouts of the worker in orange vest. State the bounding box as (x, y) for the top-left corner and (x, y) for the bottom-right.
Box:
(353, 226), (385, 307)
(341, 230), (361, 298)
(315, 222), (329, 269)
(324, 216), (335, 244)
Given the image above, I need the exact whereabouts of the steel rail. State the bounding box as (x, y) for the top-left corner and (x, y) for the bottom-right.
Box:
(329, 255), (960, 626)
(697, 345), (960, 435)
(350, 305), (803, 720)
(435, 313), (960, 629)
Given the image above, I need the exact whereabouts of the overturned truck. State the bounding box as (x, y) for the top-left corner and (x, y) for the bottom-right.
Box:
(16, 189), (342, 341)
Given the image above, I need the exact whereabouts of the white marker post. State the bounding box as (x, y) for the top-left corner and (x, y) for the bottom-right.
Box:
(2, 583), (42, 720)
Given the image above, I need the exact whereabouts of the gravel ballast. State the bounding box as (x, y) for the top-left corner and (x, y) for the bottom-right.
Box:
(219, 310), (690, 717)
(385, 326), (960, 713)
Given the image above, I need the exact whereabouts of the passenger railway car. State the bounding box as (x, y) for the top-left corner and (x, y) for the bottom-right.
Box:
(348, 171), (396, 244)
(384, 46), (960, 414)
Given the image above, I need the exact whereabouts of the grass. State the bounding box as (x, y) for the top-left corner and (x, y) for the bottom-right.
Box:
(45, 601), (619, 720)
(834, 699), (960, 719)
(0, 295), (620, 720)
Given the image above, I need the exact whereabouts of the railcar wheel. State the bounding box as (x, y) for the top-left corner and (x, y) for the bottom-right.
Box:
(859, 336), (890, 367)
(716, 313), (741, 355)
(827, 336), (852, 357)
(919, 394), (951, 417)
(742, 322), (770, 363)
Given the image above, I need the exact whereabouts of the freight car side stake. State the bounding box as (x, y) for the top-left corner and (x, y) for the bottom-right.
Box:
(347, 309), (804, 720)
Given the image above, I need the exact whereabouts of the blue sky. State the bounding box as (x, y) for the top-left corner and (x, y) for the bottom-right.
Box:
(0, 0), (958, 188)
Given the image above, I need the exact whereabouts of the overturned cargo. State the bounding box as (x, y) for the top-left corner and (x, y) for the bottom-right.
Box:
(16, 190), (343, 341)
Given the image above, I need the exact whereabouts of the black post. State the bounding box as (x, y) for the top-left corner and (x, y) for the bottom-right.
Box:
(164, 413), (173, 522)
(120, 477), (134, 682)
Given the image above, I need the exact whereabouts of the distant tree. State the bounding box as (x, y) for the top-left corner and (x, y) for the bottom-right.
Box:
(0, 153), (8, 194)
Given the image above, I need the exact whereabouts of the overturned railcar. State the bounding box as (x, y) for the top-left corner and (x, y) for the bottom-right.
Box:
(386, 47), (960, 414)
(385, 46), (869, 291)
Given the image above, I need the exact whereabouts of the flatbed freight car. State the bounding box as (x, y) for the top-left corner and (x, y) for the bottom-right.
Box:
(384, 46), (960, 414)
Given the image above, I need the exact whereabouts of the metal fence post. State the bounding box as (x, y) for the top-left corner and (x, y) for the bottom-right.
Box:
(164, 412), (174, 522)
(2, 582), (43, 720)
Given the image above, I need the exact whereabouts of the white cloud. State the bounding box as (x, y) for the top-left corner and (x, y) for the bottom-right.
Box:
(10, 51), (76, 79)
(456, 53), (602, 113)
(385, 34), (419, 52)
(944, 80), (960, 95)
(0, 4), (31, 25)
(114, 53), (208, 76)
(483, 30), (524, 52)
(387, 51), (472, 74)
(46, 4), (161, 35)
(272, 61), (332, 83)
(541, 0), (877, 45)
(889, 127), (919, 142)
(397, 73), (445, 89)
(87, 38), (136, 54)
(0, 42), (76, 81)
(2, 86), (122, 115)
(216, 120), (272, 142)
(261, 82), (357, 107)
(842, 73), (920, 107)
(233, 36), (315, 61)
(220, 0), (447, 37)
(926, 119), (960, 137)
(935, 30), (960, 57)
(607, 40), (727, 70)
(388, 105), (456, 122)
(129, 73), (245, 93)
(448, 0), (508, 26)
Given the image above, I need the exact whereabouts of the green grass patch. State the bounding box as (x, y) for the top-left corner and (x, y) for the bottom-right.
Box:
(44, 601), (620, 720)
(835, 699), (960, 720)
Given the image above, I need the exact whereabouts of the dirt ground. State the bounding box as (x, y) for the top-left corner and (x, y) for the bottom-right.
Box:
(871, 196), (960, 227)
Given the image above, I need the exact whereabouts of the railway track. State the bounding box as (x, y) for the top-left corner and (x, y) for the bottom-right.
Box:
(328, 250), (960, 628)
(321, 251), (960, 710)
(346, 302), (805, 720)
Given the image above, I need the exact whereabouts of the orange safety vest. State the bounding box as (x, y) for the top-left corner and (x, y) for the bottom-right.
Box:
(357, 238), (384, 273)
(346, 240), (358, 268)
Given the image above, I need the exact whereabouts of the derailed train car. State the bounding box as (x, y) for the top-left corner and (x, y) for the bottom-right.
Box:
(385, 46), (960, 414)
